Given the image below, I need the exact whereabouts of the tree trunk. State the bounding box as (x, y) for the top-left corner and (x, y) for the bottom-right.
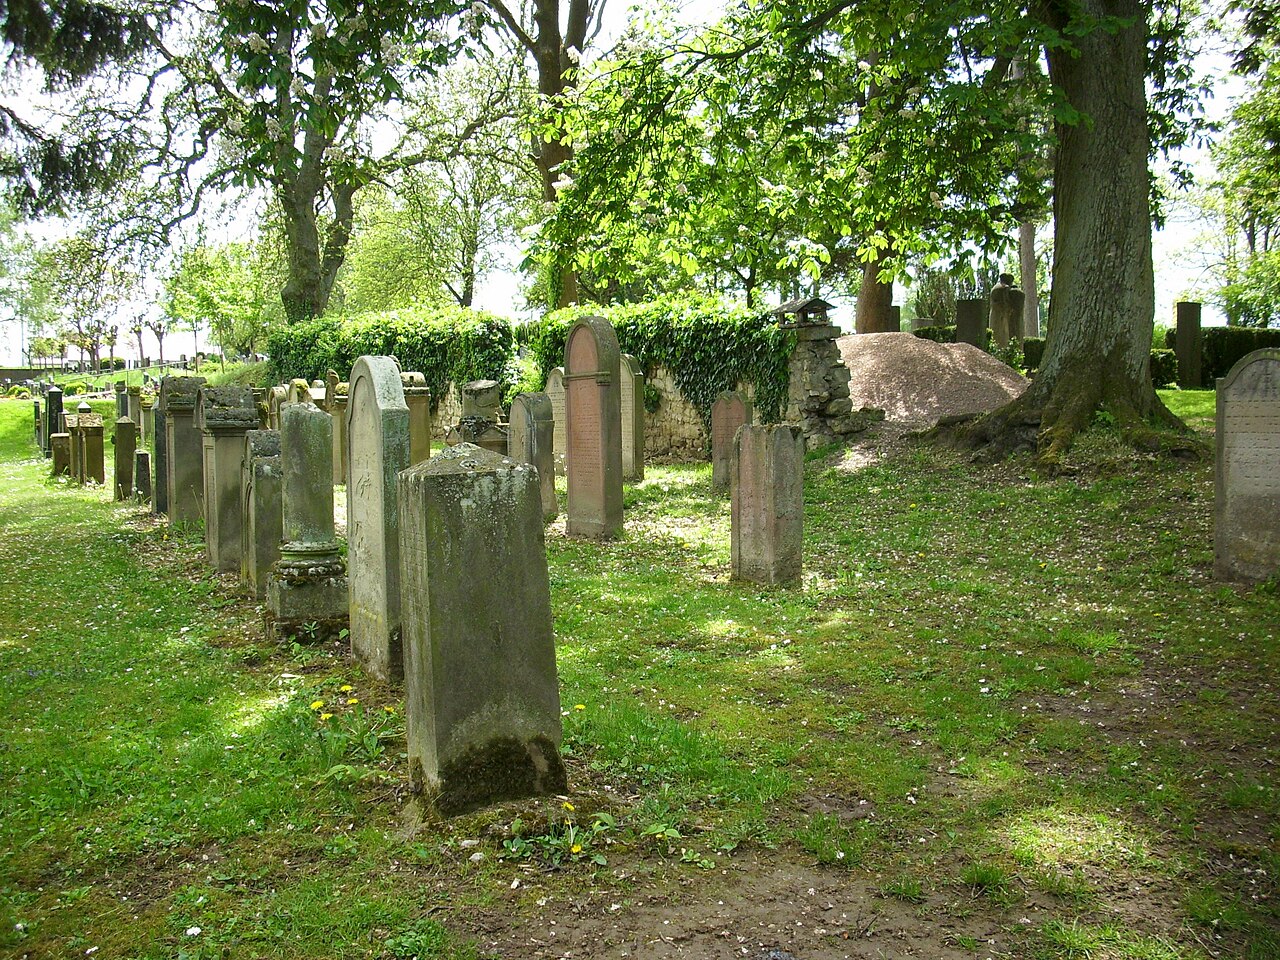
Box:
(855, 256), (895, 334)
(965, 0), (1183, 463)
(1019, 220), (1040, 338)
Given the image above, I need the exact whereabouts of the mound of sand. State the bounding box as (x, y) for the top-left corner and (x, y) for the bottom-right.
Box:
(836, 332), (1027, 424)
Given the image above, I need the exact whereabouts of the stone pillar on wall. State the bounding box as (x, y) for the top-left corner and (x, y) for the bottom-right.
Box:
(782, 322), (871, 451)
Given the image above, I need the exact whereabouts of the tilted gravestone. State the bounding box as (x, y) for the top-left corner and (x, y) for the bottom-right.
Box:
(398, 443), (566, 814)
(196, 385), (258, 572)
(545, 367), (567, 477)
(461, 379), (503, 421)
(1215, 349), (1280, 582)
(711, 391), (753, 493)
(240, 430), (282, 599)
(508, 392), (558, 521)
(731, 424), (804, 586)
(346, 356), (411, 682)
(159, 376), (207, 524)
(113, 416), (137, 501)
(564, 316), (624, 539)
(266, 403), (348, 642)
(619, 354), (645, 482)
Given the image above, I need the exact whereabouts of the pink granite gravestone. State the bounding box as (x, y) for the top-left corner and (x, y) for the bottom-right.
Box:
(711, 390), (753, 492)
(731, 424), (804, 586)
(564, 317), (624, 539)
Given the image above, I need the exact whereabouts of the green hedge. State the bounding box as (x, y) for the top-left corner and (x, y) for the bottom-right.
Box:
(1149, 349), (1177, 388)
(522, 298), (794, 426)
(266, 307), (513, 409)
(912, 325), (994, 351)
(1169, 326), (1280, 385)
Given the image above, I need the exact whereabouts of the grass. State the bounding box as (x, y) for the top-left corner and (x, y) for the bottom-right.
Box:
(0, 391), (1276, 959)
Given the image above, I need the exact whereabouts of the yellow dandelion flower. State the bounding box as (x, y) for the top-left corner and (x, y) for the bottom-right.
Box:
(347, 698), (359, 705)
(320, 713), (334, 721)
(384, 705), (396, 713)
(340, 685), (353, 692)
(309, 700), (324, 710)
(574, 704), (586, 711)
(562, 801), (575, 811)
(570, 844), (582, 854)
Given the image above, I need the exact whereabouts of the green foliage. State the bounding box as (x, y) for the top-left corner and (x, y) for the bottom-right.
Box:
(913, 324), (957, 344)
(1222, 250), (1280, 328)
(502, 811), (617, 867)
(1024, 337), (1047, 371)
(523, 298), (793, 427)
(1149, 349), (1178, 389)
(265, 306), (513, 408)
(1194, 327), (1280, 384)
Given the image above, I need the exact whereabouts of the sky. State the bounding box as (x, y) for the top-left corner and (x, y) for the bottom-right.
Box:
(0, 4), (1253, 367)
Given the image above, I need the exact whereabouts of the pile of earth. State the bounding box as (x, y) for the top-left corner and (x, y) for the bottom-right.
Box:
(836, 331), (1027, 424)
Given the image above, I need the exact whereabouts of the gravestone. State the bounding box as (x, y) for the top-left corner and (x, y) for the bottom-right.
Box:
(461, 379), (502, 420)
(33, 399), (41, 449)
(545, 367), (567, 476)
(564, 317), (624, 539)
(346, 356), (411, 682)
(160, 376), (207, 524)
(43, 387), (62, 458)
(113, 417), (137, 501)
(1215, 349), (1280, 582)
(50, 434), (70, 476)
(139, 400), (154, 452)
(196, 385), (258, 572)
(404, 380), (433, 466)
(989, 273), (1025, 348)
(80, 409), (105, 486)
(508, 392), (558, 520)
(888, 304), (902, 333)
(114, 381), (128, 419)
(64, 409), (82, 481)
(711, 391), (753, 492)
(1176, 301), (1203, 389)
(127, 385), (142, 423)
(398, 443), (566, 813)
(152, 403), (169, 515)
(731, 424), (804, 586)
(330, 385), (349, 484)
(241, 430), (282, 599)
(266, 403), (348, 642)
(619, 354), (645, 482)
(135, 450), (152, 502)
(267, 385), (288, 429)
(955, 298), (988, 348)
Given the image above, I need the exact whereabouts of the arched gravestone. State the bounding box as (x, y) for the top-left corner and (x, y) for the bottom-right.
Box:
(711, 391), (753, 493)
(1215, 349), (1280, 582)
(564, 317), (624, 539)
(619, 354), (645, 482)
(509, 392), (558, 521)
(545, 367), (567, 476)
(346, 356), (412, 682)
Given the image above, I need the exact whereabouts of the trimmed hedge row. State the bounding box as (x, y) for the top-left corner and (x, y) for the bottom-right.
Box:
(266, 306), (513, 409)
(912, 325), (993, 351)
(1163, 326), (1280, 385)
(935, 333), (1176, 387)
(521, 298), (794, 426)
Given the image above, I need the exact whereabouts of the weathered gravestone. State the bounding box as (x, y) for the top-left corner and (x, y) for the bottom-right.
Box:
(1215, 349), (1280, 582)
(33, 399), (41, 449)
(50, 433), (70, 476)
(346, 356), (411, 682)
(619, 354), (645, 482)
(989, 273), (1025, 348)
(266, 403), (348, 642)
(461, 380), (502, 421)
(152, 402), (168, 515)
(711, 391), (753, 493)
(398, 443), (566, 813)
(241, 430), (282, 599)
(160, 376), (207, 524)
(1176, 301), (1203, 389)
(508, 392), (558, 520)
(955, 298), (988, 349)
(564, 316), (624, 539)
(196, 386), (258, 572)
(127, 385), (142, 424)
(403, 373), (433, 466)
(134, 450), (152, 502)
(43, 387), (63, 458)
(113, 417), (137, 501)
(140, 399), (154, 452)
(78, 402), (105, 486)
(329, 380), (349, 485)
(114, 381), (128, 420)
(545, 367), (567, 476)
(267, 385), (288, 430)
(731, 424), (804, 586)
(64, 408), (81, 481)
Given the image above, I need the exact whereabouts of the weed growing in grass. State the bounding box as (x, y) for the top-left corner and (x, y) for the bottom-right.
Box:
(960, 860), (1011, 899)
(880, 875), (927, 903)
(503, 810), (617, 866)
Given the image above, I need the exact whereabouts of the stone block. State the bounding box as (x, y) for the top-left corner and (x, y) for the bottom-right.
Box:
(731, 424), (804, 585)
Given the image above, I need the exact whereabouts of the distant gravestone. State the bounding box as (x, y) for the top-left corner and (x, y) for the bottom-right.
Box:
(404, 381), (433, 466)
(134, 450), (152, 502)
(346, 356), (411, 682)
(127, 385), (142, 424)
(711, 391), (752, 493)
(461, 379), (503, 421)
(160, 376), (207, 524)
(1176, 301), (1203, 389)
(619, 354), (644, 482)
(65, 408), (82, 481)
(731, 424), (804, 586)
(564, 316), (624, 539)
(152, 403), (168, 515)
(398, 443), (566, 814)
(989, 273), (1025, 348)
(81, 411), (105, 486)
(508, 392), (558, 520)
(51, 433), (70, 476)
(1215, 349), (1280, 582)
(113, 417), (137, 501)
(330, 384), (349, 484)
(196, 385), (258, 572)
(33, 399), (41, 448)
(43, 387), (63, 458)
(240, 430), (282, 599)
(266, 403), (348, 642)
(955, 299), (987, 348)
(545, 367), (567, 477)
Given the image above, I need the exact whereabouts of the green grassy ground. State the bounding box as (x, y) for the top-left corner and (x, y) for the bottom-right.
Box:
(0, 391), (1274, 959)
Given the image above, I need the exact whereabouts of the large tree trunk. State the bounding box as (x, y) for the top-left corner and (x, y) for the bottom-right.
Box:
(855, 254), (895, 334)
(966, 0), (1182, 463)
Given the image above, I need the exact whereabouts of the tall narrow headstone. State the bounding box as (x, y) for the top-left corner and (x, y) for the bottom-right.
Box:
(508, 392), (558, 520)
(545, 367), (567, 476)
(43, 387), (63, 458)
(113, 417), (137, 501)
(114, 381), (128, 420)
(1176, 301), (1203, 389)
(564, 317), (624, 539)
(241, 430), (282, 599)
(196, 386), (258, 572)
(346, 356), (411, 682)
(731, 424), (804, 586)
(330, 387), (349, 484)
(955, 299), (988, 349)
(50, 434), (70, 476)
(711, 391), (753, 492)
(404, 380), (433, 465)
(266, 403), (348, 641)
(33, 399), (41, 449)
(159, 376), (207, 523)
(65, 409), (82, 481)
(140, 400), (154, 451)
(152, 403), (169, 515)
(619, 354), (645, 482)
(81, 410), (105, 486)
(135, 450), (152, 502)
(399, 443), (566, 814)
(127, 385), (142, 424)
(1215, 349), (1280, 582)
